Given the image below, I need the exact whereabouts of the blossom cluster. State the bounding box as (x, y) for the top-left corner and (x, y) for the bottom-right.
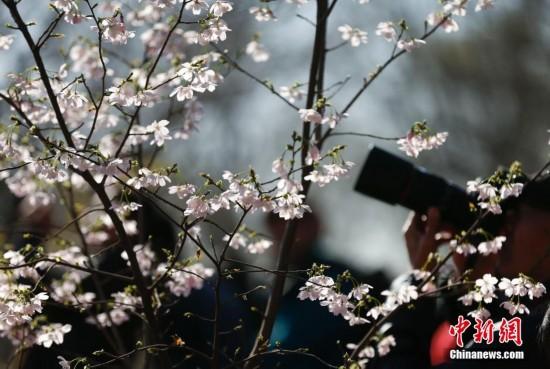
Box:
(466, 169), (524, 215)
(222, 230), (273, 254)
(397, 121), (448, 158)
(297, 271), (421, 327)
(0, 251), (71, 349)
(458, 273), (546, 319)
(450, 235), (507, 256)
(0, 0), (515, 368)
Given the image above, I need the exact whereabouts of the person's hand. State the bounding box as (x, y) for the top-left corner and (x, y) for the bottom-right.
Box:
(403, 207), (453, 269)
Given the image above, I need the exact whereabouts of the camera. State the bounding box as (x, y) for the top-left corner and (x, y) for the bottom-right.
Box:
(354, 146), (479, 230)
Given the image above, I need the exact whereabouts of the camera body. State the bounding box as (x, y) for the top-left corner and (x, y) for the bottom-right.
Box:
(354, 146), (502, 233)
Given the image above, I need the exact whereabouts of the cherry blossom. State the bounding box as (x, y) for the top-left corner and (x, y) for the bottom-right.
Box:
(273, 192), (311, 220)
(94, 17), (135, 44)
(121, 244), (156, 276)
(397, 124), (448, 158)
(500, 182), (523, 199)
(475, 273), (498, 303)
(185, 0), (208, 15)
(184, 195), (211, 218)
(170, 85), (194, 101)
(246, 40), (270, 62)
(467, 307), (491, 320)
(346, 343), (375, 368)
(375, 22), (397, 42)
(138, 0), (176, 8)
(161, 263), (215, 297)
(319, 293), (353, 317)
(305, 161), (355, 187)
(127, 168), (171, 189)
(466, 176), (523, 214)
(249, 6), (276, 22)
(57, 356), (71, 369)
(133, 89), (158, 107)
(297, 275), (335, 301)
(0, 34), (15, 50)
(426, 12), (459, 33)
(168, 184), (197, 199)
(349, 283), (373, 300)
(70, 45), (112, 79)
(198, 18), (231, 44)
(222, 232), (273, 254)
(443, 0), (468, 17)
(280, 85), (305, 104)
(0, 0), (534, 366)
(475, 0), (494, 12)
(500, 301), (529, 316)
(146, 119), (172, 147)
(477, 236), (506, 255)
(107, 84), (138, 106)
(337, 24), (368, 47)
(210, 1), (233, 17)
(36, 324), (72, 348)
(450, 239), (477, 255)
(298, 108), (322, 124)
(527, 282), (547, 300)
(377, 335), (396, 356)
(247, 239), (273, 254)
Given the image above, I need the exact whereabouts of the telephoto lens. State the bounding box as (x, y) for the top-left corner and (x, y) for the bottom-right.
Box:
(354, 146), (476, 230)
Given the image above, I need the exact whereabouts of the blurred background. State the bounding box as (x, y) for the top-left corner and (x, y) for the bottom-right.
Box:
(1, 0), (549, 281)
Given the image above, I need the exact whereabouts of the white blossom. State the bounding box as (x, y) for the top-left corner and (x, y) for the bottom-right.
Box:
(500, 183), (523, 200)
(127, 168), (171, 189)
(249, 7), (276, 22)
(184, 196), (210, 218)
(319, 293), (353, 317)
(477, 236), (506, 255)
(168, 184), (197, 199)
(120, 244), (156, 276)
(57, 356), (71, 369)
(474, 273), (498, 303)
(450, 240), (477, 255)
(185, 0), (208, 15)
(500, 301), (530, 315)
(246, 41), (270, 62)
(397, 130), (448, 158)
(162, 263), (214, 297)
(475, 0), (494, 12)
(375, 22), (397, 42)
(210, 1), (233, 17)
(467, 307), (491, 320)
(338, 24), (368, 47)
(305, 161), (355, 187)
(279, 85), (305, 104)
(36, 324), (72, 348)
(349, 284), (373, 300)
(146, 119), (172, 147)
(397, 38), (427, 52)
(0, 35), (15, 50)
(298, 108), (322, 124)
(377, 335), (396, 357)
(297, 275), (335, 301)
(170, 85), (195, 101)
(426, 12), (459, 33)
(443, 0), (468, 17)
(247, 239), (272, 254)
(94, 17), (135, 44)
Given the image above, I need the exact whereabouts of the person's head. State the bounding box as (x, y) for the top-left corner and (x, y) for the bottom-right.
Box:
(495, 174), (550, 281)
